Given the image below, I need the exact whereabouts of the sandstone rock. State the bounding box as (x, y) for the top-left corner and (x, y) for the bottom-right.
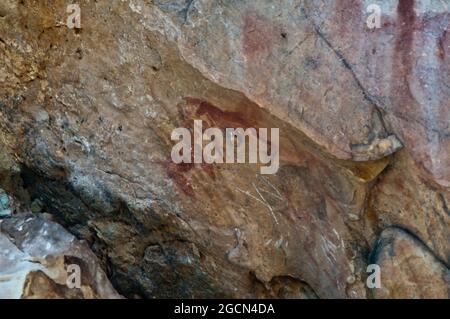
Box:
(371, 150), (450, 265)
(0, 214), (121, 299)
(0, 0), (448, 299)
(370, 228), (450, 299)
(30, 198), (44, 214)
(147, 0), (448, 186)
(0, 188), (12, 216)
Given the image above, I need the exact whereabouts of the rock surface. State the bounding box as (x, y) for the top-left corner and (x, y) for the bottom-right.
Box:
(370, 228), (449, 299)
(0, 0), (448, 298)
(0, 188), (11, 216)
(0, 214), (121, 298)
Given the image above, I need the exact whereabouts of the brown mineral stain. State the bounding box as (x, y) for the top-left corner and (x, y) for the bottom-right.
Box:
(343, 157), (390, 182)
(396, 0), (416, 70)
(200, 163), (216, 181)
(189, 97), (320, 168)
(163, 159), (217, 197)
(334, 0), (362, 35)
(366, 205), (379, 227)
(166, 99), (235, 195)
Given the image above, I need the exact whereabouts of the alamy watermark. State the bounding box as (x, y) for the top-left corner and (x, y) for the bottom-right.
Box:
(66, 3), (81, 29)
(171, 120), (280, 174)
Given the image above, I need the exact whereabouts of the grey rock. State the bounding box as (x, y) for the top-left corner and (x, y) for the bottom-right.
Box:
(0, 209), (11, 217)
(0, 214), (122, 299)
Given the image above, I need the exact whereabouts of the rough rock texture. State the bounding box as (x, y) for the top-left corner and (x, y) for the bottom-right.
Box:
(0, 0), (448, 298)
(370, 228), (449, 298)
(0, 214), (121, 298)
